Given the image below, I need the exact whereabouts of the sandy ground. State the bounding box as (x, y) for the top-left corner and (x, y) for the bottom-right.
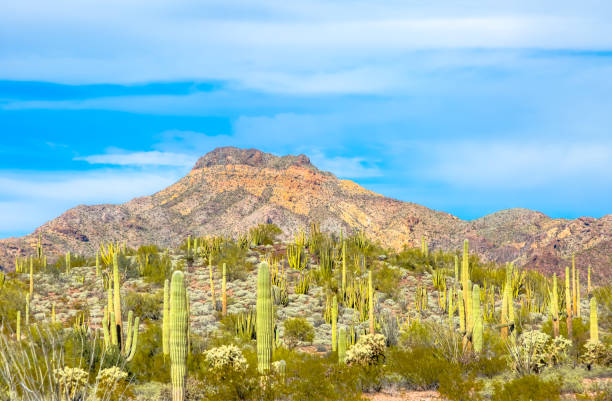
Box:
(364, 390), (445, 401)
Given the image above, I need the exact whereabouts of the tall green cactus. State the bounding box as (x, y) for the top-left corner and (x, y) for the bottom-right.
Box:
(65, 251), (71, 273)
(368, 270), (374, 334)
(550, 274), (559, 338)
(25, 297), (30, 326)
(163, 279), (170, 357)
(590, 296), (599, 343)
(16, 311), (21, 341)
(421, 236), (428, 257)
(565, 266), (572, 339)
(208, 258), (216, 309)
(338, 326), (347, 364)
(29, 258), (34, 300)
(576, 271), (581, 318)
(461, 240), (471, 330)
(587, 266), (591, 295)
(341, 241), (347, 298)
(458, 289), (465, 333)
(222, 263), (227, 316)
(472, 284), (483, 353)
(170, 270), (188, 401)
(331, 295), (338, 352)
(113, 253), (123, 346)
(257, 262), (273, 374)
(572, 254), (577, 316)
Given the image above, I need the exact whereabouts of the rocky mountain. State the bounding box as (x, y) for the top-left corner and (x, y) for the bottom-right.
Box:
(1, 147), (610, 283)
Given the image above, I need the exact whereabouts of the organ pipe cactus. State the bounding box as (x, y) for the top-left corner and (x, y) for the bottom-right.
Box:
(170, 270), (188, 401)
(590, 296), (598, 343)
(576, 271), (581, 318)
(163, 279), (170, 357)
(342, 241), (347, 298)
(368, 270), (374, 334)
(472, 284), (483, 353)
(331, 295), (338, 352)
(257, 262), (273, 374)
(222, 263), (227, 316)
(458, 289), (465, 333)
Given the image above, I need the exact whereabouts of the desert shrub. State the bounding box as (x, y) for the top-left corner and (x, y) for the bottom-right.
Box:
(581, 341), (612, 369)
(378, 310), (399, 346)
(249, 224), (282, 246)
(0, 278), (27, 332)
(388, 248), (430, 272)
(388, 346), (448, 390)
(214, 242), (253, 281)
(54, 366), (89, 400)
(508, 330), (571, 374)
(204, 345), (248, 375)
(123, 291), (163, 321)
(373, 265), (403, 300)
(283, 317), (314, 349)
(95, 366), (131, 401)
(139, 252), (173, 285)
(127, 325), (169, 383)
(438, 364), (483, 401)
(491, 374), (561, 401)
(345, 334), (386, 366)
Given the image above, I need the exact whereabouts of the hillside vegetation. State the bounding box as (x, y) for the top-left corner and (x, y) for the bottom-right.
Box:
(1, 223), (611, 400)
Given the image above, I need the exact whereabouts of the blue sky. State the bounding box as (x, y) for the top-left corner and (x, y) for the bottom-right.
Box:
(1, 1), (612, 238)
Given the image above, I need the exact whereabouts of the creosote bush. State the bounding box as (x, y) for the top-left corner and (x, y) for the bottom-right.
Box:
(492, 374), (561, 401)
(283, 317), (315, 349)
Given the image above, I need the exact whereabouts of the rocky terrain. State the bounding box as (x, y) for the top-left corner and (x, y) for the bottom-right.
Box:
(1, 147), (610, 283)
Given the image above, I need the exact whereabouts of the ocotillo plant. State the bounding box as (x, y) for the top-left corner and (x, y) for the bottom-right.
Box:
(368, 270), (374, 334)
(222, 263), (227, 316)
(163, 279), (170, 357)
(331, 295), (338, 352)
(257, 262), (273, 374)
(472, 284), (483, 353)
(170, 270), (188, 401)
(338, 327), (347, 364)
(590, 296), (599, 343)
(565, 266), (573, 339)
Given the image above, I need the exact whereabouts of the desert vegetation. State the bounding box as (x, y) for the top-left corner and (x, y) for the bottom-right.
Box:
(1, 225), (611, 400)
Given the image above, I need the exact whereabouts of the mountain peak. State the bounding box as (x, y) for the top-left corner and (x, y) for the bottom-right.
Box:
(192, 147), (320, 172)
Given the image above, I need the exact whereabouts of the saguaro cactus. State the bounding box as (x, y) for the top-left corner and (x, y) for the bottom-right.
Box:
(565, 266), (573, 339)
(550, 274), (559, 338)
(341, 241), (347, 297)
(257, 262), (273, 374)
(338, 327), (347, 364)
(368, 270), (374, 334)
(590, 297), (599, 343)
(222, 263), (227, 316)
(29, 258), (34, 300)
(472, 284), (483, 353)
(163, 279), (170, 357)
(331, 295), (338, 352)
(65, 252), (71, 273)
(587, 266), (591, 295)
(458, 289), (465, 333)
(170, 270), (188, 401)
(576, 271), (581, 318)
(113, 253), (123, 346)
(208, 258), (216, 309)
(572, 254), (577, 316)
(461, 240), (471, 330)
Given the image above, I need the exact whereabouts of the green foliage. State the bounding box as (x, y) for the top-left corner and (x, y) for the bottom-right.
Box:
(492, 374), (561, 401)
(0, 278), (27, 333)
(123, 290), (163, 321)
(373, 264), (403, 300)
(283, 317), (314, 349)
(249, 223), (282, 246)
(214, 241), (253, 281)
(438, 364), (483, 401)
(388, 346), (449, 390)
(139, 251), (172, 285)
(127, 324), (169, 383)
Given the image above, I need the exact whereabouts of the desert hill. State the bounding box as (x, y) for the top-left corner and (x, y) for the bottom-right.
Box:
(1, 147), (610, 282)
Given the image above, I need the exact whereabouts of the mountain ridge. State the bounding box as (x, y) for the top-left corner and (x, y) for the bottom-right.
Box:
(1, 147), (611, 283)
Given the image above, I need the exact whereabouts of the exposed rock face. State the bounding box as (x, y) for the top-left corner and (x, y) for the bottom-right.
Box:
(1, 147), (610, 283)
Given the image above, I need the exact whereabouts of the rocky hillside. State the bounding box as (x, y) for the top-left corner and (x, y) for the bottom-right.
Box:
(1, 147), (610, 282)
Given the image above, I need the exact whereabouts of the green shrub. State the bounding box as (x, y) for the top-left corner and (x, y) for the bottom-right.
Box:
(373, 265), (403, 300)
(388, 346), (448, 390)
(492, 374), (561, 401)
(248, 224), (282, 246)
(438, 364), (483, 401)
(123, 291), (163, 321)
(127, 324), (169, 383)
(283, 318), (314, 349)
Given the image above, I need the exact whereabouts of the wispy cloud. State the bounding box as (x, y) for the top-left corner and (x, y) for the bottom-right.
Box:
(75, 150), (197, 167)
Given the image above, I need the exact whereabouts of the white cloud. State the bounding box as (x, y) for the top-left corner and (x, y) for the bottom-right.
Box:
(0, 1), (611, 91)
(0, 168), (183, 233)
(423, 141), (612, 189)
(75, 150), (197, 167)
(309, 151), (382, 178)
